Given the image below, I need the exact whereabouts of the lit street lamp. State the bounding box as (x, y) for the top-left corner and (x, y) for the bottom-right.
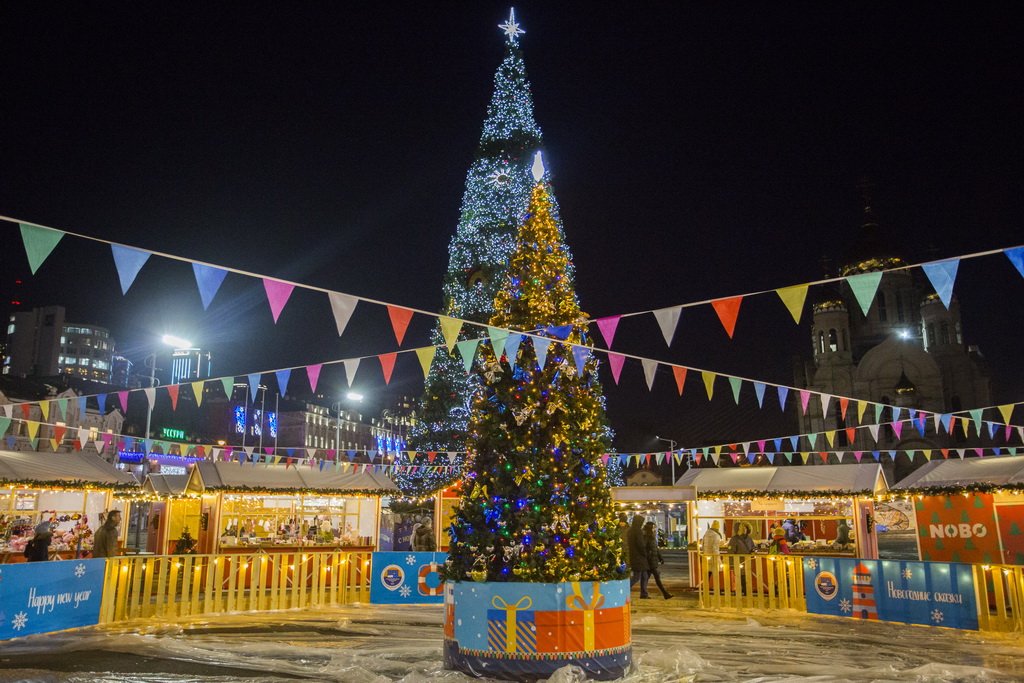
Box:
(333, 393), (363, 453)
(656, 436), (678, 485)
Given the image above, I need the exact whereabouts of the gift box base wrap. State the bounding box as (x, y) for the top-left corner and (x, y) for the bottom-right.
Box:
(443, 579), (632, 681)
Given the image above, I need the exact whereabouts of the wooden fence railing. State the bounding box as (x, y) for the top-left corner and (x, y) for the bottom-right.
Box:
(98, 549), (372, 623)
(697, 554), (1024, 634)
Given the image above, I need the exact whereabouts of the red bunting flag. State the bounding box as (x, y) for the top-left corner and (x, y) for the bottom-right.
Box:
(672, 366), (687, 395)
(387, 306), (414, 346)
(379, 353), (397, 384)
(845, 427), (857, 444)
(166, 384), (179, 410)
(711, 296), (743, 338)
(839, 397), (849, 420)
(53, 425), (66, 443)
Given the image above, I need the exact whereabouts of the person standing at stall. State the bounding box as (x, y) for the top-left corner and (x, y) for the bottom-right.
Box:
(727, 523), (755, 555)
(24, 522), (53, 562)
(701, 520), (723, 590)
(92, 509), (122, 558)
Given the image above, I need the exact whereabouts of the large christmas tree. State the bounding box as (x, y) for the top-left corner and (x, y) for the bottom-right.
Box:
(399, 11), (622, 496)
(443, 165), (626, 583)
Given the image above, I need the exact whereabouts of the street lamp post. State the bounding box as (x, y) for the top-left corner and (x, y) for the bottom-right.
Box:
(656, 436), (678, 486)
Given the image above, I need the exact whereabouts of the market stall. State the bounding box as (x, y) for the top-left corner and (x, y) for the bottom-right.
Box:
(677, 464), (887, 585)
(0, 449), (138, 562)
(186, 461), (398, 556)
(890, 457), (1024, 565)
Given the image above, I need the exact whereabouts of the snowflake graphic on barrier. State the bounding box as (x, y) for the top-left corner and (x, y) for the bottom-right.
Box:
(75, 563), (87, 578)
(400, 585), (412, 598)
(12, 611), (28, 631)
(805, 559), (818, 570)
(931, 609), (944, 624)
(405, 554), (417, 565)
(901, 568), (913, 580)
(839, 598), (852, 614)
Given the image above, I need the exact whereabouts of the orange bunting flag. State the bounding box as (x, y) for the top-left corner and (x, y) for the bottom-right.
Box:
(775, 285), (809, 324)
(839, 397), (849, 421)
(672, 366), (687, 395)
(711, 296), (743, 338)
(166, 384), (179, 410)
(387, 306), (414, 346)
(845, 427), (857, 444)
(379, 353), (397, 384)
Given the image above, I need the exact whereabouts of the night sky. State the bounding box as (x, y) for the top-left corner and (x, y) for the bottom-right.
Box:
(2, 4), (1022, 453)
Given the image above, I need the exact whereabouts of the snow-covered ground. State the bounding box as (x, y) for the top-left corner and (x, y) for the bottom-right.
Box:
(1, 601), (1022, 682)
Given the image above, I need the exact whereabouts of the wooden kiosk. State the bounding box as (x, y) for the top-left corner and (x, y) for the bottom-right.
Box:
(677, 463), (888, 587)
(183, 461), (398, 556)
(0, 449), (138, 561)
(891, 457), (1024, 565)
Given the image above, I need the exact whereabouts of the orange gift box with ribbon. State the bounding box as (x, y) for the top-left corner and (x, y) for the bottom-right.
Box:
(534, 582), (629, 653)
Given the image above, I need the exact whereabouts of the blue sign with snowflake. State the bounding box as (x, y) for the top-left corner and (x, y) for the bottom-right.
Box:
(0, 559), (106, 640)
(370, 552), (447, 604)
(802, 557), (978, 630)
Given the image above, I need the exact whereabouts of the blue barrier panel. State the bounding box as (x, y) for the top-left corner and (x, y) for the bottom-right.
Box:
(803, 557), (978, 630)
(370, 552), (447, 604)
(0, 559), (107, 640)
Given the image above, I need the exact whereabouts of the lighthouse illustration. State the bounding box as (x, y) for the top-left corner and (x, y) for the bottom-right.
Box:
(851, 562), (879, 620)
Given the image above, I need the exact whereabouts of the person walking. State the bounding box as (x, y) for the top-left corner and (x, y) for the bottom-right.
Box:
(626, 514), (649, 597)
(92, 509), (122, 559)
(24, 521), (53, 562)
(643, 521), (673, 599)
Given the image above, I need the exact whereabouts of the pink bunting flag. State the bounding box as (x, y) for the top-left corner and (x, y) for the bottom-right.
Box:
(595, 316), (621, 348)
(379, 353), (397, 384)
(892, 420), (904, 439)
(118, 391), (130, 412)
(387, 306), (414, 346)
(306, 364), (323, 393)
(607, 353), (625, 384)
(672, 367), (687, 395)
(711, 296), (743, 338)
(799, 390), (810, 415)
(263, 279), (295, 323)
(166, 385), (179, 410)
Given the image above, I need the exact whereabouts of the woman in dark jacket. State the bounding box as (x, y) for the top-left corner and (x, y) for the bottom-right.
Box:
(24, 522), (53, 562)
(643, 521), (673, 599)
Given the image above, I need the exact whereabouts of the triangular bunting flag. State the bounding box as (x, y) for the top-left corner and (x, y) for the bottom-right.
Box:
(672, 366), (687, 395)
(546, 325), (572, 340)
(607, 353), (625, 385)
(117, 391), (129, 413)
(487, 327), (510, 359)
(379, 352), (398, 384)
(387, 306), (414, 345)
(1005, 246), (1024, 279)
(275, 369), (291, 397)
(97, 394), (107, 414)
(921, 259), (960, 308)
(998, 404), (1015, 425)
(652, 307), (681, 346)
(778, 386), (789, 410)
(820, 393), (831, 418)
(533, 336), (551, 367)
(439, 316), (462, 352)
(710, 296), (743, 338)
(775, 284), (809, 324)
(248, 374), (261, 401)
(728, 377), (742, 404)
(641, 359), (658, 390)
(753, 382), (766, 408)
(504, 333), (523, 362)
(327, 292), (359, 336)
(166, 384), (179, 410)
(456, 340), (479, 373)
(839, 397), (849, 421)
(262, 279), (295, 323)
(571, 345), (590, 377)
(220, 377), (234, 398)
(192, 263), (229, 310)
(858, 400), (868, 423)
(19, 223), (65, 274)
(110, 244), (151, 295)
(701, 371), (715, 400)
(868, 423), (880, 442)
(306, 364), (322, 393)
(799, 390), (810, 415)
(847, 271), (884, 316)
(595, 316), (620, 348)
(415, 347), (434, 379)
(343, 359), (360, 387)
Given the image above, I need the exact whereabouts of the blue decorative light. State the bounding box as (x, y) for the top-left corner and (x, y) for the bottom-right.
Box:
(233, 406), (245, 434)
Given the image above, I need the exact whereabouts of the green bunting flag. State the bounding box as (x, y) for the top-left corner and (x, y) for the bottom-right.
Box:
(20, 223), (65, 274)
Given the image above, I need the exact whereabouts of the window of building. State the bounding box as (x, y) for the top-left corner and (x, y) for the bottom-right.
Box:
(940, 321), (950, 344)
(877, 293), (887, 322)
(7, 324), (14, 335)
(828, 329), (838, 352)
(79, 358), (90, 366)
(817, 331), (824, 354)
(842, 329), (849, 351)
(925, 323), (935, 350)
(895, 291), (905, 323)
(955, 322), (962, 345)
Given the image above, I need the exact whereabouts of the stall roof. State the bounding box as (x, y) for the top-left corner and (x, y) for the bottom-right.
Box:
(675, 464), (888, 496)
(188, 461), (398, 494)
(143, 473), (191, 496)
(0, 449), (138, 487)
(892, 458), (1024, 491)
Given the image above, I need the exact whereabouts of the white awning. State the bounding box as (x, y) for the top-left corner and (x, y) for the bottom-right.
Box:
(675, 464), (888, 496)
(188, 460), (398, 494)
(0, 449), (138, 486)
(892, 458), (1024, 490)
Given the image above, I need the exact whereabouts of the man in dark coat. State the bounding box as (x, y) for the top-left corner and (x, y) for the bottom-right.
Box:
(626, 515), (650, 597)
(92, 509), (121, 558)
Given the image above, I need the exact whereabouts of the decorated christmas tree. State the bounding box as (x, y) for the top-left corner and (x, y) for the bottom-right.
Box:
(443, 157), (626, 583)
(400, 10), (622, 496)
